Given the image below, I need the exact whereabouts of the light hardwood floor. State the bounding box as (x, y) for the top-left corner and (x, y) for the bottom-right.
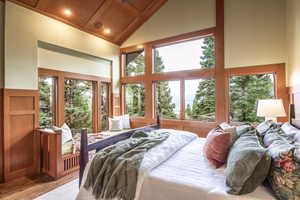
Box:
(0, 172), (78, 200)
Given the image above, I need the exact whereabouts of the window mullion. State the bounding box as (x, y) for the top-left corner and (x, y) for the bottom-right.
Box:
(180, 79), (185, 120)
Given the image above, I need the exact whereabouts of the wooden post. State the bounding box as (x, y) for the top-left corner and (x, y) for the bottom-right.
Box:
(79, 128), (88, 186)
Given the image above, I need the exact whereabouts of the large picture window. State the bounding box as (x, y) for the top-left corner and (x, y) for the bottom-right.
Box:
(125, 83), (145, 117)
(155, 81), (180, 119)
(64, 79), (93, 133)
(154, 36), (215, 73)
(125, 50), (145, 76)
(229, 73), (275, 123)
(39, 76), (56, 128)
(185, 79), (215, 121)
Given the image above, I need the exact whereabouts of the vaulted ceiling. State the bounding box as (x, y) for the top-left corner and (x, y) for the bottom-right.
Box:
(9, 0), (167, 45)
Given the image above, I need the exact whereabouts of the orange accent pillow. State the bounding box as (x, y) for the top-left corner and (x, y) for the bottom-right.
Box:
(203, 128), (231, 168)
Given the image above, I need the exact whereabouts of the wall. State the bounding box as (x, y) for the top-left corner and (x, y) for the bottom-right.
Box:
(122, 0), (216, 47)
(38, 48), (111, 79)
(122, 0), (286, 71)
(286, 0), (300, 87)
(225, 0), (286, 68)
(4, 2), (120, 93)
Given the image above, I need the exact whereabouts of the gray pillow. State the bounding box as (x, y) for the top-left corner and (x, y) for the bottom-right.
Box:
(226, 131), (271, 195)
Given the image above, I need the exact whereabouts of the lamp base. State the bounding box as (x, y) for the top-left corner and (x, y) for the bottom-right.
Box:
(265, 117), (277, 123)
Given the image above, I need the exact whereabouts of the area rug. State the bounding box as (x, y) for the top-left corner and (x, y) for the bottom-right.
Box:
(34, 179), (79, 200)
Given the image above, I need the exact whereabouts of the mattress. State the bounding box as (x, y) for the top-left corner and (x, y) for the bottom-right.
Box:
(77, 132), (276, 200)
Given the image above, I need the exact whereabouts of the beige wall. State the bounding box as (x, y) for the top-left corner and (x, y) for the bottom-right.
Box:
(122, 0), (286, 70)
(0, 1), (4, 89)
(38, 48), (111, 78)
(122, 0), (216, 47)
(286, 0), (300, 87)
(225, 0), (286, 68)
(4, 2), (120, 92)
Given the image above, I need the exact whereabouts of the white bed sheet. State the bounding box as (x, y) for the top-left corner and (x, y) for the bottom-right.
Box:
(77, 133), (276, 200)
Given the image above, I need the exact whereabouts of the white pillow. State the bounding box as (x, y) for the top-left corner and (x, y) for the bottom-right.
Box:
(122, 114), (131, 129)
(109, 118), (123, 131)
(61, 123), (73, 144)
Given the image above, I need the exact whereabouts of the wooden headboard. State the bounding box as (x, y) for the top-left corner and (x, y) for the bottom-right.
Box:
(290, 85), (300, 129)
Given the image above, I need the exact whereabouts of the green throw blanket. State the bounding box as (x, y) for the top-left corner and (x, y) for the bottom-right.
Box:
(83, 130), (169, 200)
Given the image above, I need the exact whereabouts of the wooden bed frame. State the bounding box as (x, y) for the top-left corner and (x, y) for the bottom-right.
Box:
(79, 116), (161, 186)
(37, 129), (80, 179)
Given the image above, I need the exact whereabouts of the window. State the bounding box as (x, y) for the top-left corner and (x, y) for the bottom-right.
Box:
(125, 83), (145, 117)
(230, 73), (275, 123)
(100, 83), (109, 130)
(39, 76), (56, 128)
(155, 81), (180, 119)
(185, 79), (215, 121)
(64, 79), (93, 133)
(125, 50), (145, 76)
(154, 36), (215, 73)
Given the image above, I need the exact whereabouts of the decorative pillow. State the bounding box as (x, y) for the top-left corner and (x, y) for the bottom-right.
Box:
(219, 122), (237, 144)
(109, 118), (123, 131)
(122, 114), (131, 129)
(256, 120), (274, 136)
(203, 128), (231, 168)
(61, 123), (73, 144)
(281, 122), (300, 138)
(226, 131), (271, 195)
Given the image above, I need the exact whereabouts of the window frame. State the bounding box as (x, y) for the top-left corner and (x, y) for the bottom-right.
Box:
(38, 68), (112, 132)
(120, 28), (217, 121)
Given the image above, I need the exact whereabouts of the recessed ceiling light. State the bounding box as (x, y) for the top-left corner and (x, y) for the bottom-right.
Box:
(104, 28), (111, 34)
(64, 9), (72, 16)
(137, 45), (143, 49)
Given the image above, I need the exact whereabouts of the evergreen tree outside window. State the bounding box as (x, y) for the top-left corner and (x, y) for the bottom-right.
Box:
(230, 74), (275, 123)
(125, 83), (145, 117)
(185, 79), (215, 121)
(155, 81), (180, 119)
(64, 79), (93, 133)
(101, 83), (109, 130)
(39, 76), (56, 128)
(154, 37), (215, 73)
(125, 50), (145, 76)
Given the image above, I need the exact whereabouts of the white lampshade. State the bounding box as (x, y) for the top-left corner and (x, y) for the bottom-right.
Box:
(257, 99), (286, 120)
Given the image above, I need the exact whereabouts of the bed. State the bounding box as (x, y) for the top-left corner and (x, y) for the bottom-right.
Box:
(76, 106), (300, 200)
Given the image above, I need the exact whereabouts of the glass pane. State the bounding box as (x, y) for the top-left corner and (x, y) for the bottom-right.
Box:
(39, 77), (56, 128)
(155, 81), (180, 119)
(125, 50), (145, 76)
(125, 83), (145, 117)
(64, 79), (93, 133)
(230, 74), (275, 123)
(154, 36), (215, 73)
(185, 79), (215, 121)
(101, 83), (109, 130)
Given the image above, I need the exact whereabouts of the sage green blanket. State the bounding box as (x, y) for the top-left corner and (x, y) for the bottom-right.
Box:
(83, 130), (169, 200)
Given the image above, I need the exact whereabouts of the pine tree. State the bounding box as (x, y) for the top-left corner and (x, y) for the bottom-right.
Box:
(230, 74), (274, 122)
(64, 79), (93, 132)
(187, 37), (216, 121)
(154, 49), (177, 118)
(39, 77), (54, 128)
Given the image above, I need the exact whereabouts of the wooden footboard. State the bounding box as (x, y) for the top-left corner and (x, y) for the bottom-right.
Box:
(79, 116), (161, 186)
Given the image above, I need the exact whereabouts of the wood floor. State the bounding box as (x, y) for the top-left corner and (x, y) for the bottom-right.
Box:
(0, 172), (78, 200)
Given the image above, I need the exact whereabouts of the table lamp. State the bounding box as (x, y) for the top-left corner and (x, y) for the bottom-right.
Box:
(257, 99), (286, 122)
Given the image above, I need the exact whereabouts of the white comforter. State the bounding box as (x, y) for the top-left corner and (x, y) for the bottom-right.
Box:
(76, 129), (276, 200)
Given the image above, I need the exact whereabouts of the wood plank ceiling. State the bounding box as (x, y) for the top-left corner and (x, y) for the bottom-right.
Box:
(9, 0), (167, 45)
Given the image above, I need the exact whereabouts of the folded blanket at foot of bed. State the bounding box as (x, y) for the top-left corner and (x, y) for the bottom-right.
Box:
(83, 130), (170, 200)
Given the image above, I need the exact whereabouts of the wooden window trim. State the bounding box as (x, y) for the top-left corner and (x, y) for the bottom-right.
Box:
(38, 68), (113, 132)
(120, 28), (218, 122)
(225, 63), (288, 122)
